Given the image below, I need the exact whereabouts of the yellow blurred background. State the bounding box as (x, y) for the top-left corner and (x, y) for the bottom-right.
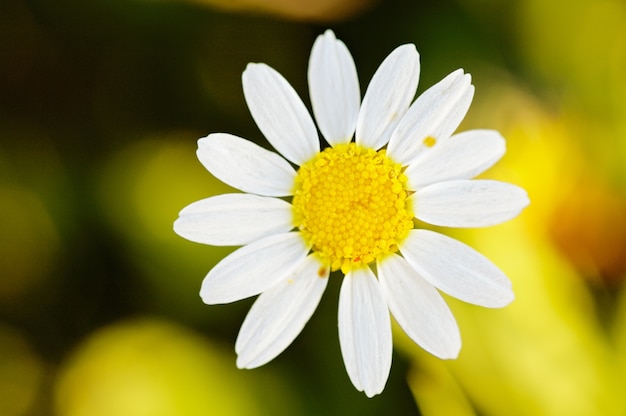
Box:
(1, 0), (626, 414)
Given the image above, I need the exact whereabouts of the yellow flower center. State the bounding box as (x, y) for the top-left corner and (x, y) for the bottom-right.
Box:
(292, 143), (414, 274)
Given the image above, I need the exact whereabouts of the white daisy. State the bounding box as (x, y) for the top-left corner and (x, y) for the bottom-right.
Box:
(174, 30), (529, 397)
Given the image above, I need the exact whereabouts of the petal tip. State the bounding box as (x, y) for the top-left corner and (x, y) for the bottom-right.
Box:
(487, 286), (515, 308)
(398, 42), (418, 54)
(235, 355), (254, 370)
(364, 388), (383, 399)
(244, 62), (261, 70)
(242, 62), (267, 80)
(199, 290), (213, 305)
(197, 134), (210, 145)
(397, 43), (420, 63)
(172, 217), (184, 235)
(437, 346), (461, 360)
(196, 135), (210, 151)
(322, 28), (336, 39)
(502, 289), (515, 306)
(450, 68), (465, 78)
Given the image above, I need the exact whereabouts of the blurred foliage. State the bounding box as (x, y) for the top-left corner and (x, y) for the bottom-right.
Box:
(162, 0), (375, 21)
(2, 0), (626, 414)
(0, 324), (44, 416)
(54, 318), (301, 416)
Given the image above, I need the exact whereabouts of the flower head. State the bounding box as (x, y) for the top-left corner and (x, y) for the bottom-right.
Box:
(174, 30), (529, 397)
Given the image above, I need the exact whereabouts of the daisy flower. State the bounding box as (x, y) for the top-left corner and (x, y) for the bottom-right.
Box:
(174, 30), (529, 397)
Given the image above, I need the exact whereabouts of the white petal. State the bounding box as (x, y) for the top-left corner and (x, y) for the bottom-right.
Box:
(200, 232), (309, 304)
(405, 129), (506, 189)
(174, 193), (293, 246)
(243, 63), (320, 165)
(235, 255), (329, 369)
(378, 254), (460, 359)
(308, 30), (360, 146)
(414, 180), (530, 227)
(197, 133), (296, 197)
(356, 44), (420, 150)
(387, 69), (474, 166)
(338, 267), (392, 397)
(400, 229), (514, 308)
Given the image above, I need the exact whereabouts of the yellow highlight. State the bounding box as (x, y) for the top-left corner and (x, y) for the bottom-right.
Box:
(292, 143), (414, 273)
(423, 136), (437, 147)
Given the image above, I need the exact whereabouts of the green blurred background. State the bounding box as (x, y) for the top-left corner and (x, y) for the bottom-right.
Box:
(2, 0), (626, 414)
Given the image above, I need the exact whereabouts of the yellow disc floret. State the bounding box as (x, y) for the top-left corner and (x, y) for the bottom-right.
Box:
(292, 143), (414, 274)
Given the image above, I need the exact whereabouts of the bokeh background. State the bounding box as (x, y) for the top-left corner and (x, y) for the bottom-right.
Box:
(2, 0), (626, 414)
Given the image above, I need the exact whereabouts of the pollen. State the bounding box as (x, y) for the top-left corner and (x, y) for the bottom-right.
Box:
(423, 136), (437, 147)
(292, 143), (414, 273)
